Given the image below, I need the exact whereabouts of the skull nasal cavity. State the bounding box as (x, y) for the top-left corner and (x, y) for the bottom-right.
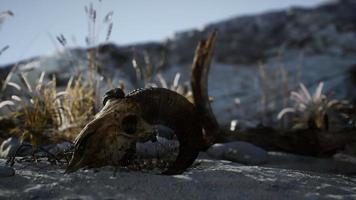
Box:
(122, 115), (138, 134)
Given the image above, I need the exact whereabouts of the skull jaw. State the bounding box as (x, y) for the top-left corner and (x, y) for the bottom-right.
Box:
(66, 128), (155, 173)
(66, 136), (135, 173)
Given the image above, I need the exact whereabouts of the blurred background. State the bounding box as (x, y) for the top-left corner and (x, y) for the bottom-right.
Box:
(2, 1), (356, 198)
(0, 0), (326, 65)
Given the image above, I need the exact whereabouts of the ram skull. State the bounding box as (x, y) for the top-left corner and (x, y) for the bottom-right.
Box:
(66, 88), (207, 175)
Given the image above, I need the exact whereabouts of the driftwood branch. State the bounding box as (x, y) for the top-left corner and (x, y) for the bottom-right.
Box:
(230, 127), (356, 157)
(191, 30), (220, 146)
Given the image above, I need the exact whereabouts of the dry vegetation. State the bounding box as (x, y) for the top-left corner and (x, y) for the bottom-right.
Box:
(277, 82), (351, 130)
(0, 3), (113, 148)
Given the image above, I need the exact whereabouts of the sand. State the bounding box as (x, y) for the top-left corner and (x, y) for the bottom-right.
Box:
(1, 152), (356, 200)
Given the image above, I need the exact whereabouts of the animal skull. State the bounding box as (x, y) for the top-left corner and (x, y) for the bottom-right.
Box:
(66, 99), (156, 173)
(66, 88), (207, 175)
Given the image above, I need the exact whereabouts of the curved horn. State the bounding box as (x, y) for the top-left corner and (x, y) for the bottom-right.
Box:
(126, 88), (206, 175)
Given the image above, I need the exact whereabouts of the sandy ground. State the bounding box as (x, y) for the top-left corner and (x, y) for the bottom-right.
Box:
(1, 153), (356, 200)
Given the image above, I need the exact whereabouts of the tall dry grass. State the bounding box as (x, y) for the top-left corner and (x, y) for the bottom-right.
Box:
(0, 3), (114, 147)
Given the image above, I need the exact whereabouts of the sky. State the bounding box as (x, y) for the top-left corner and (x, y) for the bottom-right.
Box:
(0, 0), (327, 65)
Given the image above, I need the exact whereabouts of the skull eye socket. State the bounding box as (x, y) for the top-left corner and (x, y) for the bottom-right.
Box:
(121, 115), (138, 135)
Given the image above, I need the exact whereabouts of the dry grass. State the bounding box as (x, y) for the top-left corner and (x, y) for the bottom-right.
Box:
(257, 51), (304, 127)
(2, 73), (61, 147)
(57, 75), (96, 140)
(0, 3), (114, 148)
(258, 63), (290, 125)
(131, 52), (192, 100)
(0, 72), (98, 147)
(277, 82), (350, 130)
(0, 10), (13, 56)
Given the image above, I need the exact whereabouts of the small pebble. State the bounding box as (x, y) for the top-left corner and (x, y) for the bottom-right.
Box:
(207, 141), (268, 165)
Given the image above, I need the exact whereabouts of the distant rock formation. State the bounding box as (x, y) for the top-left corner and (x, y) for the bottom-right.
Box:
(1, 0), (356, 126)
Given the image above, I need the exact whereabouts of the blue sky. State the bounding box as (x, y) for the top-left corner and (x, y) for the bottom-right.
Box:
(0, 0), (326, 65)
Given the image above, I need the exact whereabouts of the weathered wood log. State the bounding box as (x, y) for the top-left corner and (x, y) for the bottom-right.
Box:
(224, 127), (356, 157)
